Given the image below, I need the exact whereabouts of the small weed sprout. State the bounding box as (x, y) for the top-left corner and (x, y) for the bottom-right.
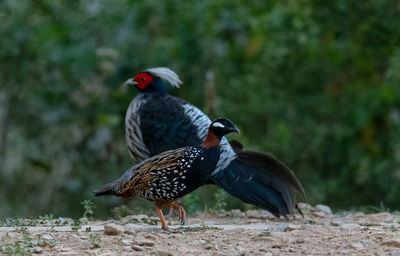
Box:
(81, 200), (95, 219)
(71, 219), (81, 232)
(89, 234), (100, 249)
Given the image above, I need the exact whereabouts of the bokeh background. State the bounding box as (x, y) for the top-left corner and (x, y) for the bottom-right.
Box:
(1, 0), (400, 218)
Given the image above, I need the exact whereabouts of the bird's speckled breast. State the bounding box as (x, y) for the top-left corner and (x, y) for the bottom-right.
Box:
(182, 104), (237, 175)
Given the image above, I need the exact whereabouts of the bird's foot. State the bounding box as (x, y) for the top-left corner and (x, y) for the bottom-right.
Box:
(166, 203), (186, 225)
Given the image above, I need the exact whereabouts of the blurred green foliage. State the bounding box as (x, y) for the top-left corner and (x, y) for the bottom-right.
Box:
(1, 0), (400, 218)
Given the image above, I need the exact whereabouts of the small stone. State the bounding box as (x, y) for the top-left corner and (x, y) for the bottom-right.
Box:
(276, 223), (289, 232)
(392, 250), (400, 256)
(124, 223), (144, 234)
(230, 209), (246, 217)
(312, 211), (326, 218)
(104, 224), (125, 236)
(351, 242), (364, 250)
(42, 234), (53, 240)
(315, 204), (332, 215)
(204, 244), (213, 250)
(134, 239), (155, 247)
(144, 234), (157, 240)
(79, 217), (88, 224)
(132, 245), (143, 251)
(381, 239), (400, 248)
(284, 224), (298, 232)
(157, 250), (174, 256)
(121, 239), (131, 245)
(297, 203), (315, 212)
(33, 246), (42, 253)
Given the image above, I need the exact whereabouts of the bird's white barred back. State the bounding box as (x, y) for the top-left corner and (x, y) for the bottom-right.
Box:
(182, 104), (237, 175)
(125, 97), (150, 162)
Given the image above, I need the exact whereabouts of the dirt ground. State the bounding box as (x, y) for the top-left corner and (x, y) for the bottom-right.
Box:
(1, 203), (400, 256)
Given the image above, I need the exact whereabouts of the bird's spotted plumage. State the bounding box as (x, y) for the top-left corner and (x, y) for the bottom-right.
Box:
(95, 118), (238, 230)
(120, 146), (217, 202)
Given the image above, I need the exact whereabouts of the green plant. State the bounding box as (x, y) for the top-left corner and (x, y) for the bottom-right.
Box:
(71, 219), (81, 232)
(0, 242), (31, 255)
(81, 200), (95, 219)
(89, 234), (100, 249)
(39, 214), (54, 221)
(214, 189), (228, 211)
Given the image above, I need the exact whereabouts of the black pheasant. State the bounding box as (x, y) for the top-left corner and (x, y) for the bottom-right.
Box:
(124, 67), (305, 218)
(94, 118), (239, 230)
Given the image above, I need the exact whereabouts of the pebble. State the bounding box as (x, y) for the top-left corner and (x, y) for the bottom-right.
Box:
(381, 239), (400, 248)
(33, 246), (42, 253)
(204, 244), (213, 250)
(144, 234), (157, 240)
(132, 245), (143, 251)
(134, 239), (155, 247)
(392, 250), (400, 256)
(315, 204), (332, 215)
(124, 223), (145, 234)
(230, 209), (246, 217)
(121, 239), (131, 245)
(104, 224), (125, 236)
(157, 250), (174, 256)
(42, 234), (53, 240)
(351, 242), (364, 250)
(276, 223), (289, 232)
(79, 217), (88, 225)
(284, 224), (298, 232)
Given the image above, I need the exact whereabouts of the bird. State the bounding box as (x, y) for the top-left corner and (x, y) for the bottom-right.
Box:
(123, 67), (305, 219)
(94, 118), (240, 230)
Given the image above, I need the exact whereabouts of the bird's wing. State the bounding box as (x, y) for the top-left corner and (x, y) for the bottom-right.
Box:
(135, 94), (204, 156)
(94, 147), (188, 196)
(120, 147), (188, 192)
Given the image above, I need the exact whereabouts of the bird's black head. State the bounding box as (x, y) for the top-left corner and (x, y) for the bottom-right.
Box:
(209, 118), (240, 140)
(124, 67), (182, 93)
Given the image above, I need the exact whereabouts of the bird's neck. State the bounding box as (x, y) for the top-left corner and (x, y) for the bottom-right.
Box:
(201, 130), (221, 148)
(140, 78), (167, 94)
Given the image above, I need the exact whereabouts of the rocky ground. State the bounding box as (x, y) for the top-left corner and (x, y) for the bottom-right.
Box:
(1, 203), (400, 255)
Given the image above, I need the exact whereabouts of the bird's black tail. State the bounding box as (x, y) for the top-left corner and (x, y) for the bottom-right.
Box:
(93, 165), (136, 197)
(211, 141), (304, 218)
(94, 181), (121, 196)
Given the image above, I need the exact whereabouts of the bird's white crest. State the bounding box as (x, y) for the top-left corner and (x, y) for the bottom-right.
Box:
(145, 67), (182, 88)
(212, 122), (225, 128)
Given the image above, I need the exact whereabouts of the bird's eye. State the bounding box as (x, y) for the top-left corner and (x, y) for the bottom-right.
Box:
(141, 77), (146, 82)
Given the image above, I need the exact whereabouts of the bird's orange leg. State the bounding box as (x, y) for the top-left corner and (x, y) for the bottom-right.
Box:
(166, 203), (186, 225)
(155, 205), (168, 230)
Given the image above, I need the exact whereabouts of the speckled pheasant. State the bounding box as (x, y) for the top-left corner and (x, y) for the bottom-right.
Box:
(123, 67), (304, 219)
(94, 118), (239, 230)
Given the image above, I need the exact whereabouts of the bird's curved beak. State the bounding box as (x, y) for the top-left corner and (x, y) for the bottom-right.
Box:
(225, 124), (240, 134)
(124, 78), (138, 86)
(231, 125), (240, 134)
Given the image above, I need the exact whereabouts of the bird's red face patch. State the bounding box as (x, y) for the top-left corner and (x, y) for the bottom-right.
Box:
(133, 73), (154, 90)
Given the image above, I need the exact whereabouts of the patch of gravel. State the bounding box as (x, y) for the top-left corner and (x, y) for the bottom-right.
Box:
(0, 204), (399, 255)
